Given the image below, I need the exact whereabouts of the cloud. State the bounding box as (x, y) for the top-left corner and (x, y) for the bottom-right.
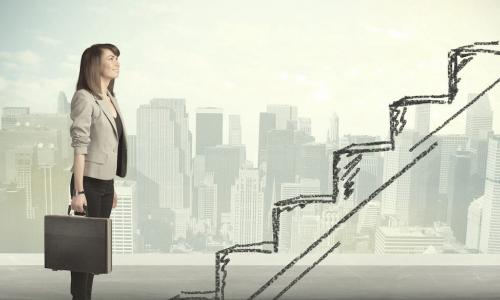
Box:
(0, 77), (7, 90)
(36, 35), (62, 47)
(0, 76), (74, 113)
(60, 53), (80, 71)
(0, 50), (42, 66)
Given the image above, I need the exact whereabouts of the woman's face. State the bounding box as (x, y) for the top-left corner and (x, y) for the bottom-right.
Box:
(100, 48), (120, 80)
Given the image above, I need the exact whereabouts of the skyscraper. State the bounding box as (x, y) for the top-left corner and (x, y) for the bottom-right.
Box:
(136, 98), (191, 212)
(257, 112), (276, 167)
(466, 93), (493, 139)
(231, 167), (264, 244)
(437, 135), (468, 195)
(414, 103), (430, 137)
(479, 136), (500, 253)
(0, 123), (59, 218)
(12, 146), (34, 219)
(295, 143), (328, 193)
(126, 135), (137, 180)
(381, 130), (418, 225)
(1, 107), (29, 130)
(266, 105), (297, 130)
(110, 180), (136, 253)
(263, 129), (295, 235)
(447, 150), (473, 243)
(57, 91), (70, 115)
(205, 145), (244, 230)
(228, 114), (242, 146)
(280, 178), (321, 253)
(196, 107), (223, 155)
(12, 113), (72, 164)
(327, 112), (339, 148)
(357, 200), (381, 234)
(197, 172), (218, 233)
(35, 143), (56, 215)
(466, 197), (484, 250)
(298, 117), (311, 136)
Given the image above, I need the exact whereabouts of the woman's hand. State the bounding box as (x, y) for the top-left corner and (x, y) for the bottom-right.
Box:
(71, 194), (87, 213)
(112, 191), (118, 208)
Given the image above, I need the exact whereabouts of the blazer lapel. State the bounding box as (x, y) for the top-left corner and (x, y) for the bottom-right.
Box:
(109, 91), (127, 136)
(94, 93), (118, 138)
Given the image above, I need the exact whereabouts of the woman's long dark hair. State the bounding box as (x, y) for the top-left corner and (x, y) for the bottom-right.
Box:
(76, 43), (120, 97)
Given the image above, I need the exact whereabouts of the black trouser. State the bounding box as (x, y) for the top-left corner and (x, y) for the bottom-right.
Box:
(69, 174), (114, 300)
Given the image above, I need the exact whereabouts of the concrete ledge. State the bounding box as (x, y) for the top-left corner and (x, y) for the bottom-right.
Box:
(2, 253), (500, 266)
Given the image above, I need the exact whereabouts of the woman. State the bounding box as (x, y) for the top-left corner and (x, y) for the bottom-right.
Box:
(69, 43), (128, 300)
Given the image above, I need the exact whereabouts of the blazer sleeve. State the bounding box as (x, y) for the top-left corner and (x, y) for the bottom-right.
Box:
(70, 90), (93, 155)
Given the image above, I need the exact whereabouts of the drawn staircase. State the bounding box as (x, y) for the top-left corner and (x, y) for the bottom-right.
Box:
(171, 42), (500, 300)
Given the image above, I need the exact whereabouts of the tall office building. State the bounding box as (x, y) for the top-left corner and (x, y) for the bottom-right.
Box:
(437, 135), (468, 195)
(326, 112), (339, 148)
(173, 208), (191, 240)
(11, 146), (35, 219)
(414, 103), (430, 137)
(263, 129), (295, 236)
(228, 114), (242, 145)
(411, 140), (441, 226)
(258, 112), (276, 167)
(231, 167), (264, 244)
(1, 107), (29, 130)
(34, 143), (57, 215)
(197, 172), (218, 232)
(374, 227), (444, 254)
(57, 91), (70, 115)
(469, 135), (491, 198)
(280, 178), (321, 253)
(466, 197), (484, 250)
(319, 205), (341, 252)
(466, 93), (493, 198)
(15, 113), (72, 163)
(466, 93), (493, 139)
(136, 98), (191, 211)
(291, 215), (320, 253)
(357, 200), (381, 234)
(298, 117), (311, 136)
(266, 105), (297, 130)
(381, 130), (418, 224)
(0, 122), (59, 219)
(192, 155), (206, 219)
(205, 145), (244, 229)
(479, 136), (500, 253)
(295, 143), (328, 193)
(110, 180), (136, 254)
(447, 150), (473, 243)
(196, 107), (223, 155)
(126, 135), (137, 180)
(352, 152), (384, 204)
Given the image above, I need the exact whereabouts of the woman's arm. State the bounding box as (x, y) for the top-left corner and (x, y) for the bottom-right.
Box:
(73, 154), (85, 193)
(71, 154), (87, 212)
(70, 90), (93, 212)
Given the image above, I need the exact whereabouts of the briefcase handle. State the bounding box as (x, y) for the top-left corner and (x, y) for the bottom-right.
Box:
(67, 205), (88, 216)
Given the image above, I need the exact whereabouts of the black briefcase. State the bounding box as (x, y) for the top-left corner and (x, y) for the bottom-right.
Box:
(44, 210), (112, 274)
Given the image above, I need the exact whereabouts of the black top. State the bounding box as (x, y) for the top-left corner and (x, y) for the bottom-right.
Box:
(114, 113), (124, 175)
(114, 113), (123, 141)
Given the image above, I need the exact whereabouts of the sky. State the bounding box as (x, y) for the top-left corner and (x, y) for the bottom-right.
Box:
(1, 0), (500, 163)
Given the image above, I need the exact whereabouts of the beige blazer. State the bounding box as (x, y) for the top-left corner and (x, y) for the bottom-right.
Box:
(70, 88), (128, 180)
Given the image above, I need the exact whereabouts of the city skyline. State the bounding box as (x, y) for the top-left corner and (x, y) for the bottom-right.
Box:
(0, 86), (498, 255)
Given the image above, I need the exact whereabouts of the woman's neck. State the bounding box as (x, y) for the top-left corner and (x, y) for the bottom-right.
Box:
(100, 78), (111, 97)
